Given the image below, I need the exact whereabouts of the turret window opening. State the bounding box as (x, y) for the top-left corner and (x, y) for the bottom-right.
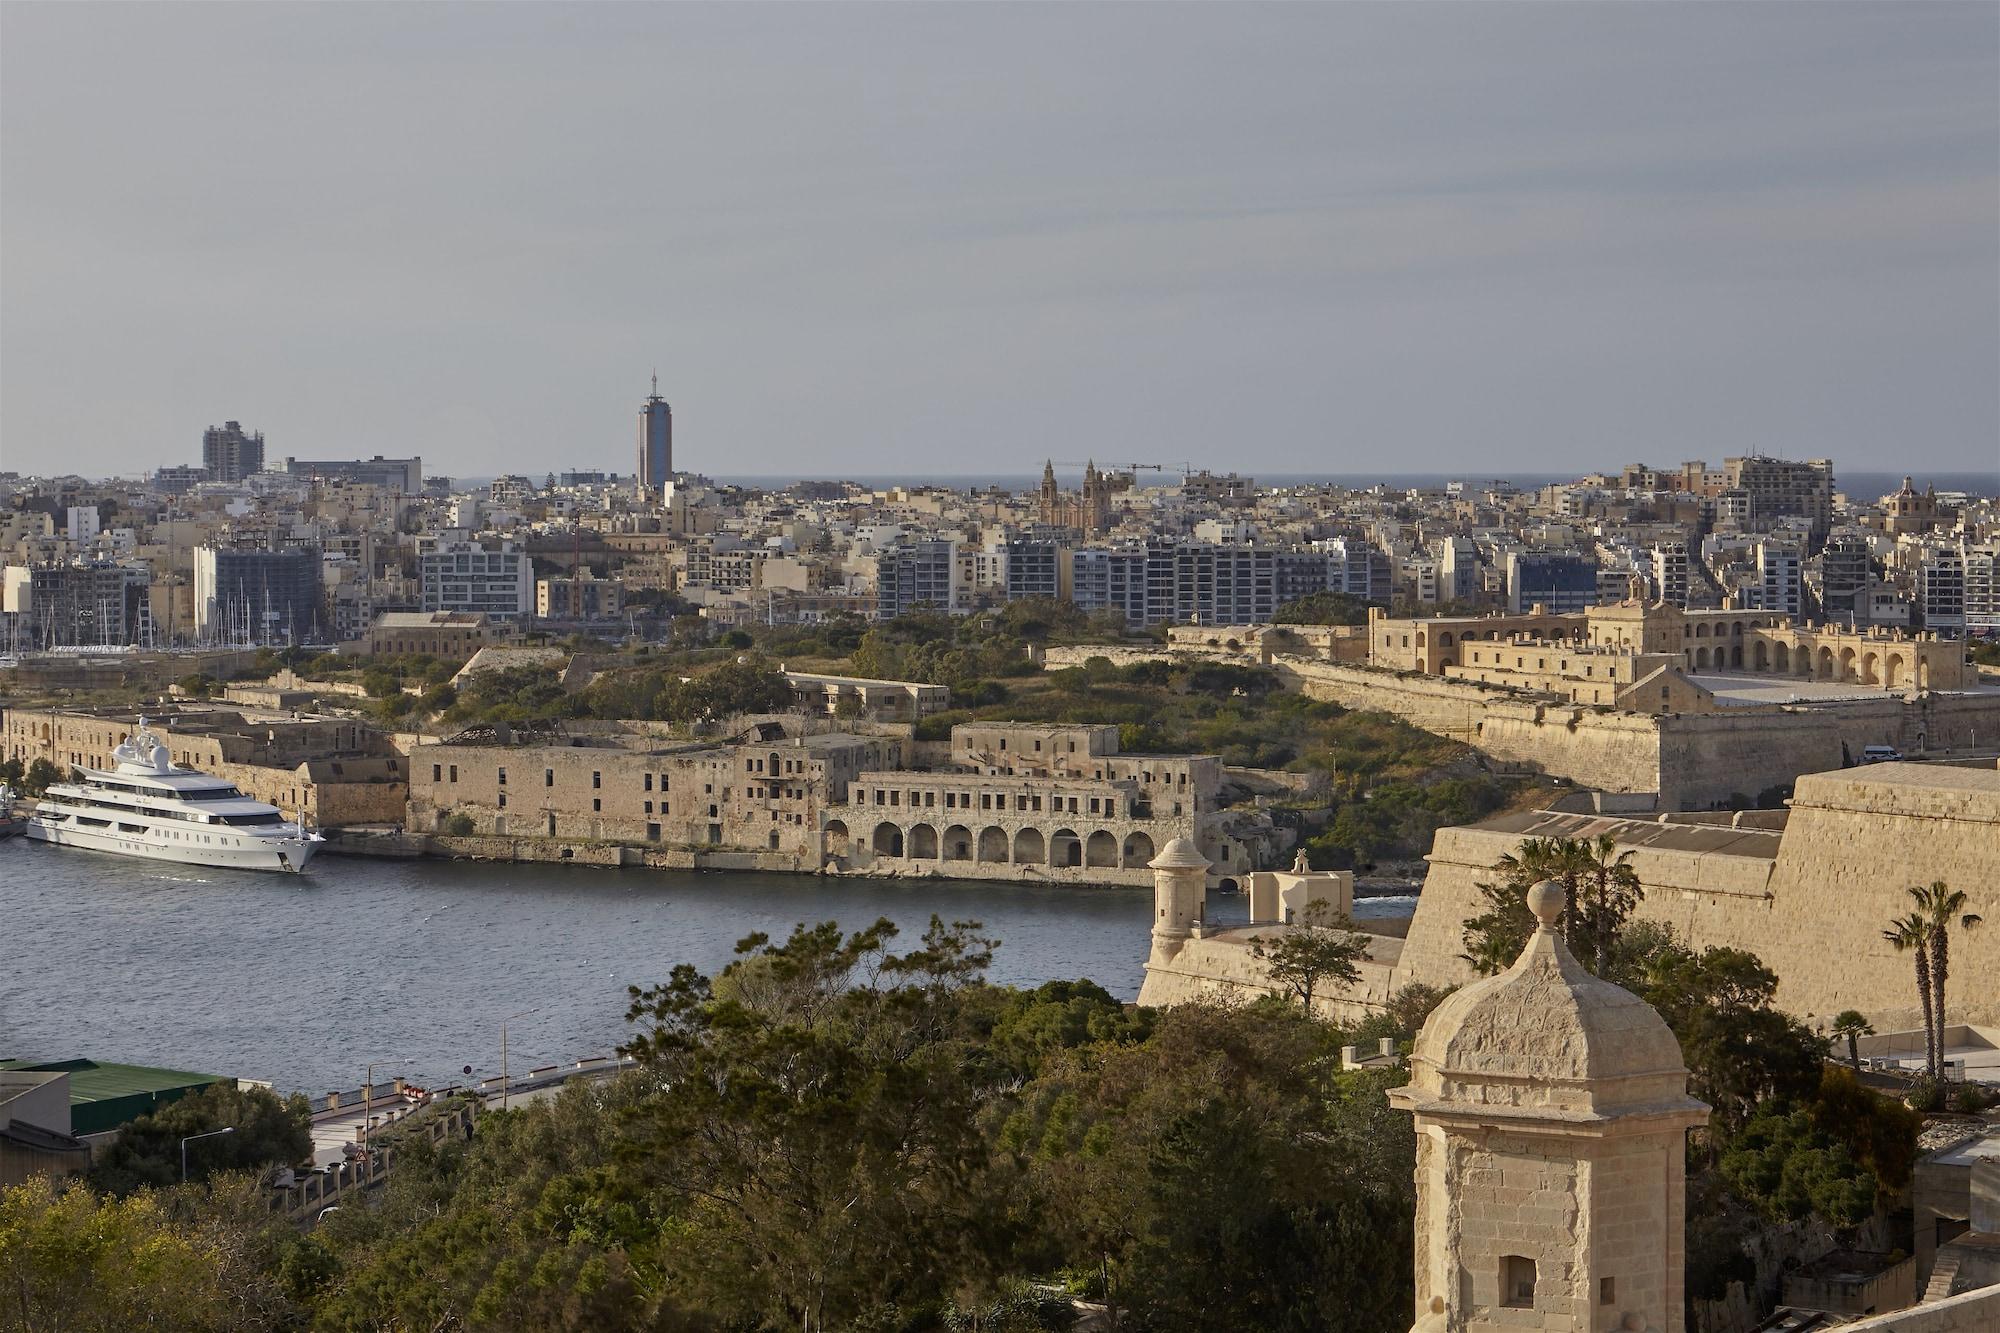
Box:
(1502, 1256), (1536, 1308)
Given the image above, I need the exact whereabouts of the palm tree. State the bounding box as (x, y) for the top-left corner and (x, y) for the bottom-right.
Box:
(1911, 881), (1984, 1078)
(1572, 834), (1643, 976)
(1830, 1010), (1873, 1074)
(1492, 836), (1584, 945)
(1884, 911), (1936, 1079)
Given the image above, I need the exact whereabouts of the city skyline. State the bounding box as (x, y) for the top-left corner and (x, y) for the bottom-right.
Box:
(4, 3), (1997, 479)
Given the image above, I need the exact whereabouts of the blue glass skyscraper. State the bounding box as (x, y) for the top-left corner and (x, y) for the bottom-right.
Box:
(637, 374), (672, 496)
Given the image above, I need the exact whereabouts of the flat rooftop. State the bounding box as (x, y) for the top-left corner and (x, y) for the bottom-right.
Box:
(1462, 809), (1785, 860)
(1688, 672), (2000, 707)
(0, 1057), (229, 1105)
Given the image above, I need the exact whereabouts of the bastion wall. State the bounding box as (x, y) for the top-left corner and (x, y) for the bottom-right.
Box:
(1277, 659), (2000, 811)
(1390, 765), (2000, 1031)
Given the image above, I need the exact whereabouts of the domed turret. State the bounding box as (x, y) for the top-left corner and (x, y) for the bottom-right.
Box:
(1146, 837), (1209, 963)
(1389, 883), (1707, 1333)
(1403, 881), (1700, 1119)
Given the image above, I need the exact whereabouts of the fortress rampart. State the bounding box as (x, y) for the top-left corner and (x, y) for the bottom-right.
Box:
(1390, 763), (2000, 1031)
(1140, 762), (2000, 1033)
(1277, 659), (2000, 810)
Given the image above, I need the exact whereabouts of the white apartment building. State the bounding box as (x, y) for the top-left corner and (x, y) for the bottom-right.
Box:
(1650, 542), (1690, 606)
(1916, 544), (1966, 634)
(419, 540), (533, 620)
(1963, 542), (2000, 635)
(1753, 539), (1804, 617)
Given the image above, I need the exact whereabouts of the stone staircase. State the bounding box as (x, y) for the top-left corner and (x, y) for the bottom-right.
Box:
(1922, 1248), (1965, 1302)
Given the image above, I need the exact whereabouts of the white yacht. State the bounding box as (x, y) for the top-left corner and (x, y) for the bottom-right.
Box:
(25, 721), (324, 872)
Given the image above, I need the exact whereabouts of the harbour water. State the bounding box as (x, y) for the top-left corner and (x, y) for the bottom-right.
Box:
(0, 841), (1413, 1096)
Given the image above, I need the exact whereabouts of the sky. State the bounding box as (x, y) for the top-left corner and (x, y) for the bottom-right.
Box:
(3, 2), (1996, 483)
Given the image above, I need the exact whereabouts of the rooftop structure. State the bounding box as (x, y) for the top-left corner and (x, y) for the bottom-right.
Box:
(0, 1058), (231, 1136)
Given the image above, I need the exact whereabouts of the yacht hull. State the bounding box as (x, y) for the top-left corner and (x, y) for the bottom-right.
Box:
(24, 819), (321, 873)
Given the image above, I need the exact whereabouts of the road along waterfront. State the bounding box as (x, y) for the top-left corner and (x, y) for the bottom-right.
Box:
(0, 840), (1413, 1096)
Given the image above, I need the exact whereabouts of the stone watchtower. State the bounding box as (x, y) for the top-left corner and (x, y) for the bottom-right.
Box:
(1389, 883), (1709, 1333)
(1146, 837), (1210, 966)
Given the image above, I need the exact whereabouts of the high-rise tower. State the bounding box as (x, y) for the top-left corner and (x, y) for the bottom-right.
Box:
(202, 420), (266, 482)
(637, 375), (673, 497)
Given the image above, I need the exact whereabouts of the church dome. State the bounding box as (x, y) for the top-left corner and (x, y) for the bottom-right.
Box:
(1403, 883), (1703, 1120)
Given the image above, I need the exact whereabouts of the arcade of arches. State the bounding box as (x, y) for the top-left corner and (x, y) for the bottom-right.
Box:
(1369, 602), (1970, 693)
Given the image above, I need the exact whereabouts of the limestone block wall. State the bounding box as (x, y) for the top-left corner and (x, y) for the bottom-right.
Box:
(1469, 708), (1666, 795)
(1393, 767), (2000, 1030)
(1395, 822), (1785, 996)
(1655, 695), (2000, 809)
(1135, 932), (1397, 1023)
(1280, 660), (1505, 740)
(1757, 767), (2000, 1030)
(1278, 658), (2000, 811)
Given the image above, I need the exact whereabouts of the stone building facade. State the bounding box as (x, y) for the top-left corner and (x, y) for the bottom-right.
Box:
(360, 611), (507, 660)
(405, 732), (901, 857)
(1368, 602), (1971, 694)
(827, 723), (1249, 886)
(1, 705), (405, 826)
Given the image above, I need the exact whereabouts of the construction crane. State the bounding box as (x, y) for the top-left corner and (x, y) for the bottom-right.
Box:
(1045, 461), (1190, 480)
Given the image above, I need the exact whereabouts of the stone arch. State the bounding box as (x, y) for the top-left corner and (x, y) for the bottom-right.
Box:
(1695, 622), (1711, 638)
(978, 826), (1009, 862)
(1122, 831), (1156, 867)
(1918, 658), (1931, 690)
(824, 820), (850, 856)
(1730, 644), (1744, 669)
(1013, 828), (1045, 864)
(908, 822), (938, 859)
(1861, 652), (1880, 686)
(1439, 631), (1455, 647)
(1818, 647), (1837, 680)
(1753, 641), (1770, 671)
(1085, 830), (1119, 868)
(871, 822), (903, 858)
(1732, 622), (1744, 637)
(1694, 646), (1711, 670)
(1885, 655), (1904, 689)
(1217, 876), (1239, 894)
(942, 823), (973, 861)
(1050, 828), (1082, 867)
(1774, 641), (1790, 673)
(1839, 646), (1857, 682)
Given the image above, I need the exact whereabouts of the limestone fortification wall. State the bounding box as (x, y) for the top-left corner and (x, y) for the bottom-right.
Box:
(1391, 765), (2000, 1030)
(1277, 658), (2000, 811)
(1136, 932), (1398, 1023)
(1656, 693), (2000, 809)
(1281, 660), (1673, 794)
(1755, 766), (2000, 1029)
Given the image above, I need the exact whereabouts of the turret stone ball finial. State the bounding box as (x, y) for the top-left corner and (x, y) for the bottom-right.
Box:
(1527, 879), (1564, 929)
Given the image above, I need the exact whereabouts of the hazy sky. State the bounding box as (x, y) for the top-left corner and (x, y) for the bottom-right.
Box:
(4, 2), (1996, 482)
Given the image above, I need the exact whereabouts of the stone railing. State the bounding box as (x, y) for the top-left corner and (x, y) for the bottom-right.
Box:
(268, 1099), (476, 1220)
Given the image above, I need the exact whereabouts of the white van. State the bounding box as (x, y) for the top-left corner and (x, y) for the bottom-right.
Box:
(1861, 745), (1903, 763)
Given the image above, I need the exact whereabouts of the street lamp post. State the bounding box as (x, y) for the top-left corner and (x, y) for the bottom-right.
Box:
(500, 1008), (540, 1111)
(362, 1058), (413, 1164)
(180, 1125), (235, 1183)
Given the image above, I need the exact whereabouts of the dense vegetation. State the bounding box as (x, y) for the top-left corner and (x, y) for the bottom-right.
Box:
(1, 921), (1422, 1333)
(0, 879), (1930, 1332)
